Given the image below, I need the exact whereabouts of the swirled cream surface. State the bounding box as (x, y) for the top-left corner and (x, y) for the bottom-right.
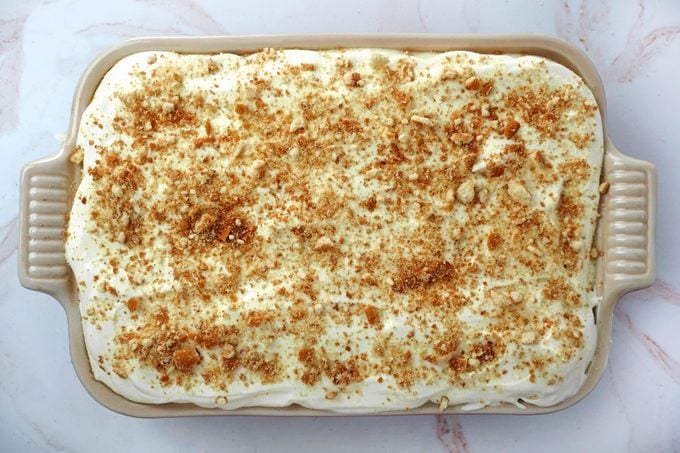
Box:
(66, 48), (604, 413)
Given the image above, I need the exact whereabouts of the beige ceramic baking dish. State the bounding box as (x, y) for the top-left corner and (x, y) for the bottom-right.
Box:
(18, 34), (656, 417)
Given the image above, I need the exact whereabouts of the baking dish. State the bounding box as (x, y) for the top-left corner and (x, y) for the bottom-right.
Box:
(18, 34), (656, 417)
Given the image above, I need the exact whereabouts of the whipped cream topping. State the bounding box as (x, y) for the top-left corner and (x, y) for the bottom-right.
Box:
(66, 48), (604, 413)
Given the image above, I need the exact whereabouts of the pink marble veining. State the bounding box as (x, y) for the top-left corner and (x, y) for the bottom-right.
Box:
(615, 307), (680, 385)
(575, 0), (611, 53)
(554, 0), (611, 65)
(555, 0), (680, 83)
(436, 415), (469, 453)
(0, 216), (19, 298)
(77, 22), (190, 39)
(610, 1), (680, 83)
(0, 17), (27, 133)
(639, 279), (680, 308)
(604, 366), (636, 451)
(606, 301), (680, 453)
(29, 421), (71, 453)
(137, 0), (227, 35)
(74, 0), (227, 40)
(0, 215), (19, 267)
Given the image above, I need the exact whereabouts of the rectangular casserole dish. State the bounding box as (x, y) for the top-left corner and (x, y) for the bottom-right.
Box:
(18, 34), (656, 417)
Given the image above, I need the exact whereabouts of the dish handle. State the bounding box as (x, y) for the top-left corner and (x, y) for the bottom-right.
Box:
(18, 152), (73, 302)
(601, 137), (656, 298)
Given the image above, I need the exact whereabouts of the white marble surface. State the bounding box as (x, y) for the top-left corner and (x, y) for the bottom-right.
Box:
(1, 0), (679, 451)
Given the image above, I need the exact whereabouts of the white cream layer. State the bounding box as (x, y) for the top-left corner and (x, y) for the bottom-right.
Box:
(66, 49), (603, 413)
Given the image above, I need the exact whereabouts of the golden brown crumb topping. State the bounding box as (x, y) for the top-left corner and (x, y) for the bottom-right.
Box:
(69, 49), (603, 407)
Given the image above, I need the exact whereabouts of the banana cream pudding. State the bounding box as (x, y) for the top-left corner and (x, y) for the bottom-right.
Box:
(66, 48), (604, 413)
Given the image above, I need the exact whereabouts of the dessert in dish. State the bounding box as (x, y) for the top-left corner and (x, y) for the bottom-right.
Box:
(65, 48), (604, 413)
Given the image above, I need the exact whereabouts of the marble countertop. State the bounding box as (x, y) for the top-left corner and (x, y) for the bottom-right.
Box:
(1, 0), (678, 451)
